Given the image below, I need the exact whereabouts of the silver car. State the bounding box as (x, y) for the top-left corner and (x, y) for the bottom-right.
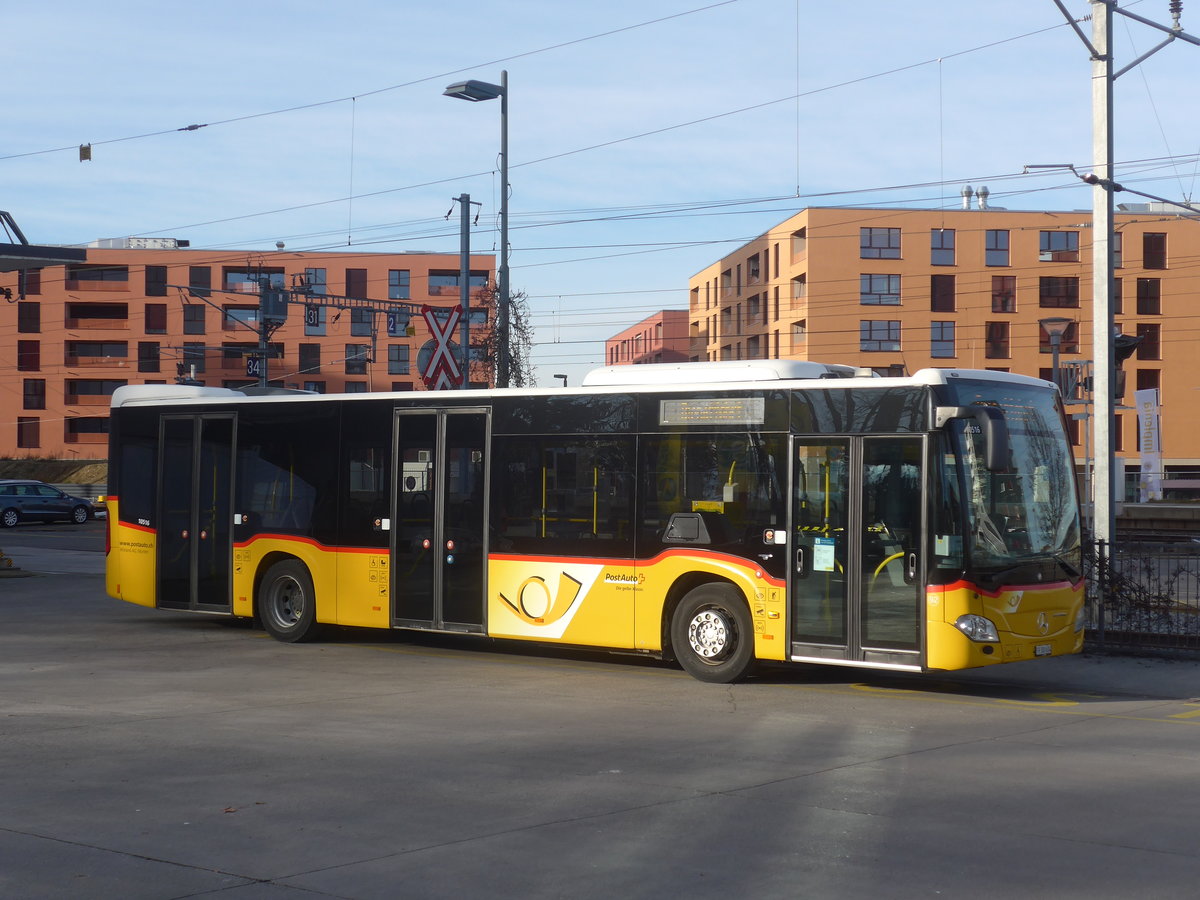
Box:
(0, 480), (96, 527)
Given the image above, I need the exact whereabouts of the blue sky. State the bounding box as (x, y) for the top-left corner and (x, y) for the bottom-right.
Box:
(6, 0), (1200, 385)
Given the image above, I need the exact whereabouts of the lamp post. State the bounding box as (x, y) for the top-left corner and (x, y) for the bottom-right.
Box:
(444, 71), (510, 388)
(1039, 316), (1073, 394)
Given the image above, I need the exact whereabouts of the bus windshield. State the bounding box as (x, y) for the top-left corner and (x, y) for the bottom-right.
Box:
(940, 378), (1081, 583)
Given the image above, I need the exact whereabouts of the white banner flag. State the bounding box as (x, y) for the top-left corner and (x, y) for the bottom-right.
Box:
(1134, 388), (1162, 502)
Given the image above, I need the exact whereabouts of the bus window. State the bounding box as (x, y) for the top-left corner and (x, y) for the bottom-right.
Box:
(491, 437), (634, 557)
(640, 434), (786, 572)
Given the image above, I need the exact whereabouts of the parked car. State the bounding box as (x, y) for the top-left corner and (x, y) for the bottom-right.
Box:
(0, 480), (96, 527)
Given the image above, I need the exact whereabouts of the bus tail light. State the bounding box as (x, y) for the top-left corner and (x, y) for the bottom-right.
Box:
(955, 614), (999, 643)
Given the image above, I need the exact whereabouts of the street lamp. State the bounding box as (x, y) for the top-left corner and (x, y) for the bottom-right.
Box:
(554, 374), (568, 387)
(444, 71), (510, 388)
(1039, 316), (1073, 394)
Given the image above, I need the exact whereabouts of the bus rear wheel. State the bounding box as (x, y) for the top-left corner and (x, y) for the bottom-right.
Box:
(259, 560), (323, 643)
(671, 584), (756, 683)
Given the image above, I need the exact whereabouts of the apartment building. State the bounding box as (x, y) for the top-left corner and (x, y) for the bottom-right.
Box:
(686, 201), (1200, 478)
(604, 310), (690, 365)
(0, 241), (495, 457)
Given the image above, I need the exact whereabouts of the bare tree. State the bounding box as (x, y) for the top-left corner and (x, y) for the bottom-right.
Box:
(469, 285), (535, 388)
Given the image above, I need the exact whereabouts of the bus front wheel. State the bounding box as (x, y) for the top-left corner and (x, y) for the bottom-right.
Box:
(671, 585), (756, 683)
(259, 560), (323, 643)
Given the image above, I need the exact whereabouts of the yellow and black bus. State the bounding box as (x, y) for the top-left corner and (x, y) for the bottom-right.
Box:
(103, 360), (1084, 683)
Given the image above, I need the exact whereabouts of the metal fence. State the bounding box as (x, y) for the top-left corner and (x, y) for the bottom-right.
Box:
(1085, 539), (1200, 652)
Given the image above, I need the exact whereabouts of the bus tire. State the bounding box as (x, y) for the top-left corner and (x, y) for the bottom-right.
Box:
(671, 584), (756, 683)
(259, 559), (323, 643)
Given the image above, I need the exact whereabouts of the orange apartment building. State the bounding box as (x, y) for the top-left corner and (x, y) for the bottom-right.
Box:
(604, 309), (690, 365)
(686, 201), (1200, 486)
(0, 240), (495, 457)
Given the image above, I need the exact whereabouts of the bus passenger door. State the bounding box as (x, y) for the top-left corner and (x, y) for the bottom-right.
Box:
(392, 408), (489, 632)
(790, 436), (924, 666)
(157, 415), (235, 612)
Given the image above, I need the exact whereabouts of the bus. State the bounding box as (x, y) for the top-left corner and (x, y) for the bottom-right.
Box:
(103, 360), (1084, 683)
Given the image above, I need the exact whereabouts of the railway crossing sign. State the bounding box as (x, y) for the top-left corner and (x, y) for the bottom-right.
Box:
(420, 305), (462, 389)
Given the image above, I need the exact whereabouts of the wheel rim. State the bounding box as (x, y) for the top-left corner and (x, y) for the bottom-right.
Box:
(2, 510), (17, 527)
(266, 575), (305, 629)
(686, 607), (735, 661)
(73, 507), (88, 524)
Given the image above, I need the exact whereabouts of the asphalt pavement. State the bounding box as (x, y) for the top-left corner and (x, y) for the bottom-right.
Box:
(3, 522), (1200, 898)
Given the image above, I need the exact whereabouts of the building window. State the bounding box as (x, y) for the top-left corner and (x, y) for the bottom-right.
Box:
(1136, 368), (1161, 392)
(299, 343), (321, 376)
(1039, 276), (1079, 308)
(985, 230), (1010, 266)
(931, 321), (955, 358)
(1136, 323), (1161, 360)
(428, 269), (488, 296)
(1143, 232), (1167, 269)
(346, 268), (368, 298)
(344, 382), (368, 393)
(304, 267), (327, 295)
(792, 320), (807, 343)
(18, 269), (42, 296)
(860, 320), (901, 352)
(388, 344), (410, 375)
(138, 341), (160, 373)
(223, 305), (259, 329)
(930, 228), (955, 265)
(345, 344), (370, 374)
(991, 275), (1016, 313)
(16, 418), (39, 449)
(1039, 231), (1079, 262)
(222, 267), (283, 293)
(1113, 232), (1123, 269)
(791, 228), (807, 257)
(17, 301), (40, 333)
(747, 253), (761, 283)
(303, 381), (326, 393)
(930, 274), (956, 312)
(144, 265), (168, 297)
(183, 342), (206, 374)
(67, 264), (130, 285)
(145, 303), (168, 334)
(1113, 277), (1123, 315)
(1136, 278), (1161, 315)
(791, 274), (807, 300)
(350, 308), (373, 337)
(183, 304), (206, 334)
(860, 274), (901, 305)
(860, 227), (901, 259)
(189, 266), (212, 297)
(304, 304), (326, 336)
(389, 269), (410, 300)
(985, 322), (1010, 359)
(17, 340), (40, 371)
(1040, 320), (1079, 354)
(23, 379), (46, 410)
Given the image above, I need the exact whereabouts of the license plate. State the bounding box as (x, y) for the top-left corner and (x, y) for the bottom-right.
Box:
(1034, 643), (1053, 657)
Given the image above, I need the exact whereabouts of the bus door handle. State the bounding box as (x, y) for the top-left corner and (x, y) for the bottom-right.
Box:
(795, 546), (807, 578)
(905, 551), (918, 584)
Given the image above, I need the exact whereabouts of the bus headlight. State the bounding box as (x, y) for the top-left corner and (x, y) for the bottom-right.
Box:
(954, 614), (1000, 643)
(1075, 606), (1086, 633)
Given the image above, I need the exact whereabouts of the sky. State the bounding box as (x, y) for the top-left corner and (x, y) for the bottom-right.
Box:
(6, 0), (1200, 387)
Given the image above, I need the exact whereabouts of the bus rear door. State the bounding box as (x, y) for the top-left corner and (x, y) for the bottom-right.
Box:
(790, 435), (925, 669)
(157, 414), (235, 613)
(392, 408), (489, 633)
